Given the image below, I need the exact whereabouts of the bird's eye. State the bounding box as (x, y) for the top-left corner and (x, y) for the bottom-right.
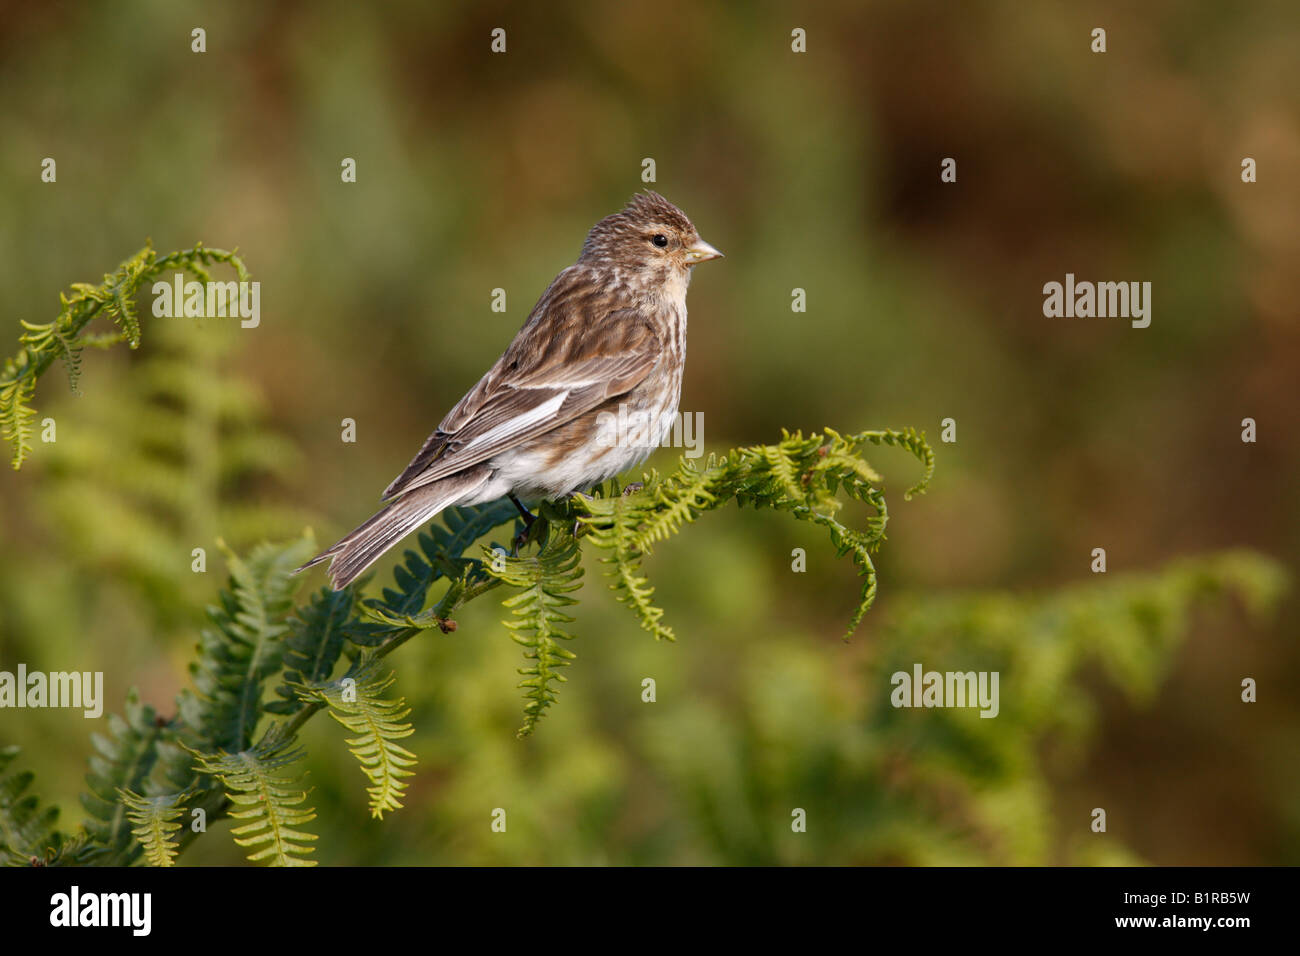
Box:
(652, 234), (668, 248)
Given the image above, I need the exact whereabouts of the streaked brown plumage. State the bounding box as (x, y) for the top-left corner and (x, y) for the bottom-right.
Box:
(298, 191), (722, 589)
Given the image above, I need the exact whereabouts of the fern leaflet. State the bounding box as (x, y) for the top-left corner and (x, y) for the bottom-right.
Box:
(486, 526), (585, 735)
(194, 735), (317, 867)
(117, 788), (187, 867)
(0, 746), (65, 865)
(297, 660), (417, 818)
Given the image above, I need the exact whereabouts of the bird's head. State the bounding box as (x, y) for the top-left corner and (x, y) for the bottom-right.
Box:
(579, 191), (723, 285)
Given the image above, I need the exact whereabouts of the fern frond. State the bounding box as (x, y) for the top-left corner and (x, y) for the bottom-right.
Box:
(296, 660), (417, 818)
(265, 585), (356, 715)
(570, 427), (930, 641)
(485, 526), (585, 736)
(107, 284), (142, 348)
(79, 688), (167, 865)
(80, 330), (129, 350)
(806, 511), (881, 637)
(762, 440), (811, 503)
(629, 462), (720, 551)
(852, 426), (934, 499)
(0, 747), (66, 865)
(0, 375), (37, 469)
(177, 536), (315, 751)
(609, 547), (675, 641)
(116, 788), (187, 867)
(346, 499), (517, 644)
(18, 318), (83, 395)
(576, 487), (676, 641)
(194, 736), (317, 867)
(53, 326), (84, 394)
(0, 242), (253, 469)
(154, 242), (253, 286)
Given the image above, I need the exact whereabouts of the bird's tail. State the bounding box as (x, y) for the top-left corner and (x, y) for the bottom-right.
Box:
(296, 466), (491, 590)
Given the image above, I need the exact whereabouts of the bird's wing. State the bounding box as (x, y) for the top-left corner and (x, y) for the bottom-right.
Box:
(381, 269), (662, 501)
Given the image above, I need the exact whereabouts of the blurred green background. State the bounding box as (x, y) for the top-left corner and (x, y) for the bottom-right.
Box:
(1, 0), (1297, 864)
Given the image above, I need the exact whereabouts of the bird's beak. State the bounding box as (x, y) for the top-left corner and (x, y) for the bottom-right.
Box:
(684, 238), (724, 265)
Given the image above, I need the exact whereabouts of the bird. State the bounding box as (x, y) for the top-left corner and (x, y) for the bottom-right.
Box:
(297, 191), (723, 590)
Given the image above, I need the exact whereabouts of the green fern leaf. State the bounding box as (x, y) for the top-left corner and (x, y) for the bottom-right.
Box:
(194, 736), (317, 867)
(345, 499), (518, 645)
(806, 510), (881, 637)
(0, 746), (66, 865)
(79, 688), (168, 865)
(485, 526), (585, 735)
(177, 536), (315, 751)
(570, 426), (931, 642)
(117, 788), (187, 867)
(0, 375), (37, 469)
(576, 488), (676, 641)
(296, 660), (417, 818)
(0, 242), (254, 469)
(853, 426), (934, 499)
(629, 465), (719, 551)
(266, 585), (356, 715)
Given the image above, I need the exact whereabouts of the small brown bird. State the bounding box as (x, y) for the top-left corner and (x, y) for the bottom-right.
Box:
(298, 191), (723, 589)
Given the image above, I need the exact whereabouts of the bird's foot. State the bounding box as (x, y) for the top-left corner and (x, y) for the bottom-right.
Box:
(621, 482), (644, 496)
(562, 490), (599, 539)
(508, 492), (536, 527)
